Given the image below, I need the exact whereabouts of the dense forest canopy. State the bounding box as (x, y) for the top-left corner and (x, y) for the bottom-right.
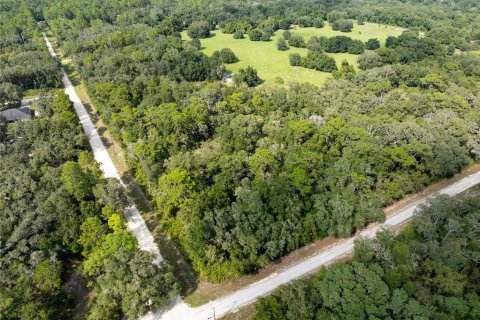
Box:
(0, 4), (61, 109)
(0, 4), (177, 319)
(253, 195), (480, 320)
(2, 2), (480, 318)
(0, 92), (178, 319)
(21, 0), (480, 283)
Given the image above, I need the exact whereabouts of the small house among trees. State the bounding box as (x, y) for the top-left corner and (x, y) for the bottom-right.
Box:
(0, 106), (31, 123)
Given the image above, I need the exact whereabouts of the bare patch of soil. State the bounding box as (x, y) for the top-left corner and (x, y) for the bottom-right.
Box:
(62, 261), (91, 319)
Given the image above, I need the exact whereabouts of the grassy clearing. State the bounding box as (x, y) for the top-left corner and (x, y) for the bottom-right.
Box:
(183, 22), (403, 86)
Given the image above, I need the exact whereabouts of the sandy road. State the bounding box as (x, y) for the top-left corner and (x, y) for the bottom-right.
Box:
(41, 30), (163, 266)
(143, 170), (480, 320)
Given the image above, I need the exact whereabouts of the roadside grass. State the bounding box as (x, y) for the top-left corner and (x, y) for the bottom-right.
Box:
(182, 22), (403, 86)
(219, 303), (257, 320)
(43, 27), (199, 296)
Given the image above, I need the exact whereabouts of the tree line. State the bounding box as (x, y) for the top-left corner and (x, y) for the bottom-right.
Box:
(0, 4), (179, 315)
(0, 91), (178, 319)
(253, 195), (480, 319)
(0, 2), (62, 108)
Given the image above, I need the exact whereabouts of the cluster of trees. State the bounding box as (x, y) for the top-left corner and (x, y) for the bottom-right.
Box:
(233, 66), (262, 87)
(285, 33), (375, 72)
(0, 92), (178, 319)
(248, 28), (272, 42)
(221, 12), (326, 39)
(0, 83), (22, 110)
(34, 0), (480, 285)
(289, 51), (338, 72)
(36, 0), (480, 51)
(212, 48), (238, 64)
(358, 30), (447, 70)
(327, 10), (353, 32)
(309, 35), (366, 54)
(279, 33), (378, 54)
(0, 2), (61, 104)
(254, 196), (480, 319)
(223, 20), (253, 34)
(187, 21), (211, 39)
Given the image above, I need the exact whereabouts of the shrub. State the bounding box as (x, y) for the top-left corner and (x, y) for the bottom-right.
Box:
(333, 60), (356, 79)
(302, 51), (338, 72)
(190, 39), (201, 49)
(260, 32), (271, 41)
(289, 53), (302, 66)
(222, 22), (235, 34)
(234, 66), (262, 87)
(283, 30), (292, 40)
(248, 29), (262, 41)
(288, 34), (306, 48)
(365, 38), (380, 50)
(233, 31), (244, 39)
(187, 21), (211, 39)
(313, 18), (324, 28)
(277, 37), (289, 51)
(447, 44), (455, 56)
(274, 77), (284, 84)
(212, 48), (238, 64)
(307, 36), (323, 52)
(332, 19), (353, 32)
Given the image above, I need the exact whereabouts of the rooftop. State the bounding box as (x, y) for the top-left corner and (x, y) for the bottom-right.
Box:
(0, 106), (31, 123)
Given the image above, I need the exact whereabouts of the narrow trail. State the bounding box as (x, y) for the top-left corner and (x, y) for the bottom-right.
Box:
(41, 30), (163, 266)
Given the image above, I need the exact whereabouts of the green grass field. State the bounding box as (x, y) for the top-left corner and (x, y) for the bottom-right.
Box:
(183, 22), (404, 86)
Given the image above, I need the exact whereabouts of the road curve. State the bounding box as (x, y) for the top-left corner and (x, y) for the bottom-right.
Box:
(41, 30), (163, 266)
(143, 170), (480, 320)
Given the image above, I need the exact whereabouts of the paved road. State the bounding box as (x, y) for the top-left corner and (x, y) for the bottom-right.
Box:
(41, 31), (163, 266)
(143, 170), (480, 320)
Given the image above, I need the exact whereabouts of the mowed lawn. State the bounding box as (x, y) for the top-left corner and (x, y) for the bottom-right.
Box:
(183, 22), (404, 86)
